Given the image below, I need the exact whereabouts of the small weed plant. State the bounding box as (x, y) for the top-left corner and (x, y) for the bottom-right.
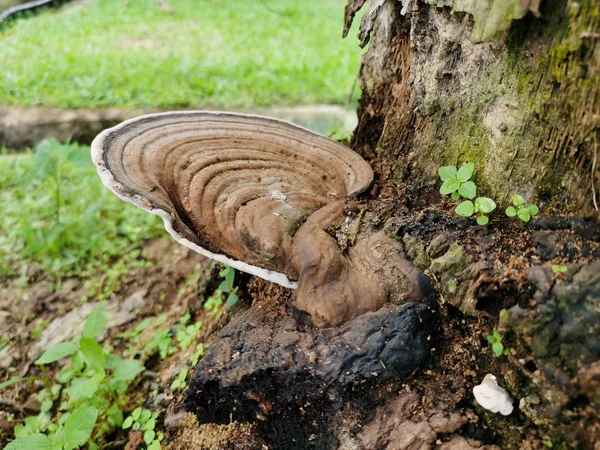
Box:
(505, 194), (539, 223)
(456, 197), (497, 226)
(122, 407), (164, 450)
(2, 305), (146, 449)
(552, 264), (568, 274)
(487, 330), (509, 357)
(204, 265), (239, 316)
(439, 163), (497, 225)
(439, 163), (477, 201)
(169, 370), (189, 391)
(438, 164), (542, 226)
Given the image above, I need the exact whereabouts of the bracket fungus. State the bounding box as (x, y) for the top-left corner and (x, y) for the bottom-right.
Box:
(92, 111), (427, 327)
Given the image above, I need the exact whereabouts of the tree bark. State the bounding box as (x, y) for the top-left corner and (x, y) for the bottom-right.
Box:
(346, 0), (599, 213)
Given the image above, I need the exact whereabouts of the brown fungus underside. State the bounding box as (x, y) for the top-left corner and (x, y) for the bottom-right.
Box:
(92, 111), (426, 327)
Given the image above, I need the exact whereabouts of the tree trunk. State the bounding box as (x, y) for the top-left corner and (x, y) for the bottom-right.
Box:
(182, 2), (599, 449)
(346, 0), (599, 213)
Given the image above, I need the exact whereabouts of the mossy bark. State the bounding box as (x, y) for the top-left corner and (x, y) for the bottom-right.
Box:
(347, 0), (599, 214)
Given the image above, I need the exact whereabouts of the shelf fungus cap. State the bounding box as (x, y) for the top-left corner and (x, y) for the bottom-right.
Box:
(92, 111), (432, 327)
(473, 374), (514, 415)
(91, 110), (373, 290)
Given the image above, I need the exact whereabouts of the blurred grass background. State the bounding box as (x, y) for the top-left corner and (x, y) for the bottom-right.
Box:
(0, 0), (363, 109)
(0, 0), (363, 290)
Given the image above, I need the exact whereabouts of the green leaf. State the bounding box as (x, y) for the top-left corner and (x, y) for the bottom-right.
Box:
(493, 330), (502, 339)
(455, 201), (475, 217)
(528, 204), (539, 216)
(147, 441), (160, 450)
(35, 342), (78, 365)
(476, 215), (489, 226)
(145, 418), (156, 431)
(492, 341), (504, 357)
(456, 163), (475, 182)
(107, 403), (124, 427)
(451, 192), (460, 201)
(475, 197), (497, 214)
(83, 304), (106, 339)
(62, 405), (98, 450)
(517, 208), (531, 222)
(440, 178), (460, 195)
(218, 280), (230, 294)
(511, 194), (525, 206)
(144, 430), (156, 445)
(132, 407), (142, 420)
(458, 181), (476, 199)
(438, 166), (457, 181)
(106, 356), (144, 381)
(486, 335), (495, 343)
(0, 377), (35, 391)
(65, 372), (104, 401)
(122, 416), (133, 429)
(56, 368), (76, 384)
(40, 399), (53, 413)
(505, 206), (517, 217)
(140, 409), (152, 422)
(4, 434), (53, 450)
(79, 337), (105, 370)
(226, 291), (239, 308)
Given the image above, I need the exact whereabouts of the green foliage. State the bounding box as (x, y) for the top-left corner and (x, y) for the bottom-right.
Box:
(551, 264), (568, 274)
(505, 194), (539, 223)
(4, 305), (145, 450)
(0, 140), (162, 287)
(439, 163), (496, 225)
(189, 343), (205, 367)
(122, 312), (203, 362)
(455, 197), (497, 225)
(169, 370), (188, 391)
(0, 0), (361, 109)
(175, 313), (202, 351)
(143, 317), (178, 360)
(204, 265), (239, 317)
(486, 330), (509, 357)
(122, 408), (163, 450)
(439, 163), (477, 201)
(219, 266), (239, 308)
(0, 377), (37, 391)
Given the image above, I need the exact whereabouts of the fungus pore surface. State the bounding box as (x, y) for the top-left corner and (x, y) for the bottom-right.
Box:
(92, 111), (424, 326)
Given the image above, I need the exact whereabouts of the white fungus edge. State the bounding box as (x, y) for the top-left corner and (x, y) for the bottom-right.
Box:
(90, 111), (302, 290)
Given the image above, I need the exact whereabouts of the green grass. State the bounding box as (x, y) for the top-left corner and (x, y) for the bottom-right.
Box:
(0, 0), (362, 109)
(0, 141), (163, 295)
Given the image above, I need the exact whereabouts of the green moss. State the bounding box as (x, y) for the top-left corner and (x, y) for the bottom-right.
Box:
(402, 235), (431, 271)
(430, 243), (470, 274)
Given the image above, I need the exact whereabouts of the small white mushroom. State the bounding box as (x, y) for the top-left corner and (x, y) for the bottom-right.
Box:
(473, 374), (514, 415)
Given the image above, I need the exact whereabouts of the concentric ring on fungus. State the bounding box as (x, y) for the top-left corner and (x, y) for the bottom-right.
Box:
(92, 111), (426, 327)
